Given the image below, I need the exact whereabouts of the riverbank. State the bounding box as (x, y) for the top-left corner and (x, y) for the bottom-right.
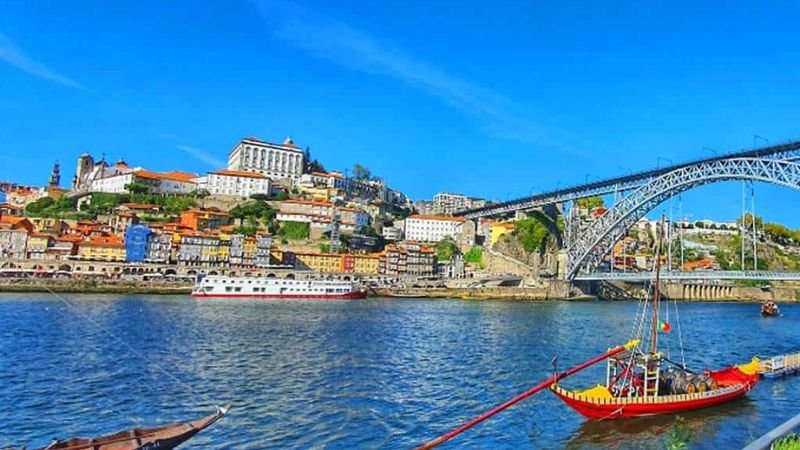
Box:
(0, 278), (193, 295)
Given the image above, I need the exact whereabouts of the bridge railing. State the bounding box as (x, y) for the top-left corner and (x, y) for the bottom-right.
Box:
(742, 411), (800, 450)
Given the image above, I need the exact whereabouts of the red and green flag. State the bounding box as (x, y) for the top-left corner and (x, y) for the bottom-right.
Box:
(658, 320), (671, 333)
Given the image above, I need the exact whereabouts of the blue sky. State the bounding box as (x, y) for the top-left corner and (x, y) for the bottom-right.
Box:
(1, 1), (800, 225)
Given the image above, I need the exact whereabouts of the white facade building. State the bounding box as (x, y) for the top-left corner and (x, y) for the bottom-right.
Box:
(227, 137), (304, 182)
(277, 200), (370, 234)
(433, 192), (486, 215)
(198, 169), (271, 197)
(404, 215), (467, 243)
(90, 169), (196, 195)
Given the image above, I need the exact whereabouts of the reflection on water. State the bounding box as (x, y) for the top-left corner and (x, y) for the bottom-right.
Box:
(0, 295), (797, 449)
(565, 398), (757, 449)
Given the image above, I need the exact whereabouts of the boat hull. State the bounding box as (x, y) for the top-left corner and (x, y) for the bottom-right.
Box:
(551, 383), (753, 419)
(551, 361), (759, 419)
(28, 404), (230, 450)
(191, 291), (367, 300)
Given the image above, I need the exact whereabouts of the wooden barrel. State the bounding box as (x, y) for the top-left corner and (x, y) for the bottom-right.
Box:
(670, 372), (692, 394)
(695, 378), (707, 393)
(707, 378), (719, 390)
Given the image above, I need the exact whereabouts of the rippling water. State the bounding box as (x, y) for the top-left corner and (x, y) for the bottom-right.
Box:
(1, 294), (798, 449)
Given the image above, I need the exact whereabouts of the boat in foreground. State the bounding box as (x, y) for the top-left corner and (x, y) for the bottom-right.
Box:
(192, 275), (366, 299)
(551, 215), (759, 419)
(21, 404), (230, 450)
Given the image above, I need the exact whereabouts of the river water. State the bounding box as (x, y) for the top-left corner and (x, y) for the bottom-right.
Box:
(1, 294), (798, 449)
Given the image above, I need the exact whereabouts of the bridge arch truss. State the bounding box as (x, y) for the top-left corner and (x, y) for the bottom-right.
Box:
(566, 157), (800, 279)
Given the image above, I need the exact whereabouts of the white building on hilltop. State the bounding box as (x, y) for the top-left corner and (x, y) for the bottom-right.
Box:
(195, 169), (271, 198)
(404, 214), (467, 243)
(227, 137), (304, 183)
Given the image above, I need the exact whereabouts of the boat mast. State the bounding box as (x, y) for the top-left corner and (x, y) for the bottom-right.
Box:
(650, 213), (665, 354)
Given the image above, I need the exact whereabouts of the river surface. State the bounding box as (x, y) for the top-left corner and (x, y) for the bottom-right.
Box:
(1, 294), (798, 449)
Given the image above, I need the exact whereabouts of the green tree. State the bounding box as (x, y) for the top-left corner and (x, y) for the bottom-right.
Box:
(514, 217), (551, 253)
(352, 164), (371, 180)
(737, 213), (763, 228)
(764, 222), (793, 244)
(124, 183), (150, 195)
(249, 193), (270, 201)
(576, 196), (604, 209)
(436, 237), (459, 261)
(272, 191), (289, 201)
(464, 246), (483, 264)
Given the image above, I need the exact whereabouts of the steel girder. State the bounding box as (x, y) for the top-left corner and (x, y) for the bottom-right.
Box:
(566, 157), (800, 280)
(460, 141), (800, 220)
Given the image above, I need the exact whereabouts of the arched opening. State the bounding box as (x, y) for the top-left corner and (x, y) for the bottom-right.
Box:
(343, 276), (351, 281)
(58, 264), (71, 272)
(164, 269), (177, 276)
(266, 273), (276, 278)
(208, 271), (218, 276)
(87, 266), (95, 272)
(285, 273), (295, 279)
(187, 270), (197, 275)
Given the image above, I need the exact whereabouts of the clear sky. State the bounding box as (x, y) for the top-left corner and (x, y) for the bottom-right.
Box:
(1, 1), (800, 225)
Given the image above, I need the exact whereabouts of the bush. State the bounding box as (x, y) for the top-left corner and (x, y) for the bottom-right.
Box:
(278, 221), (310, 240)
(464, 247), (483, 264)
(514, 217), (551, 253)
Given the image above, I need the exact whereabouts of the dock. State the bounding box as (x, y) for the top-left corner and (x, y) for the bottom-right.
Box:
(758, 353), (800, 379)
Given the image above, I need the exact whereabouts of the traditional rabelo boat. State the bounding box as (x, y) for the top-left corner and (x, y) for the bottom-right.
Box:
(550, 216), (759, 419)
(15, 404), (230, 450)
(414, 216), (759, 449)
(761, 300), (780, 317)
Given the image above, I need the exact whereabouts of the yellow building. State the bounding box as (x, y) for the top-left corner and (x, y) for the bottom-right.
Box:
(78, 235), (126, 261)
(351, 254), (380, 274)
(490, 222), (516, 247)
(294, 252), (343, 273)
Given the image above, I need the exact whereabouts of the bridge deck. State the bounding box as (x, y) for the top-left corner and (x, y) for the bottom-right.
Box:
(573, 270), (800, 282)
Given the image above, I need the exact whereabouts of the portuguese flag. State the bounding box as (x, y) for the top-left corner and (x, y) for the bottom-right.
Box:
(658, 320), (671, 333)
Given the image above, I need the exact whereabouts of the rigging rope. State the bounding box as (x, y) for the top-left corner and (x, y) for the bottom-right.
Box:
(30, 275), (219, 408)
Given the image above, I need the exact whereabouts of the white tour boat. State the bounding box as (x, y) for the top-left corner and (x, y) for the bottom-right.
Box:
(191, 275), (366, 299)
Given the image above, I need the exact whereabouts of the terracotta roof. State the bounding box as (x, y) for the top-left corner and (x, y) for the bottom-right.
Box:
(281, 199), (333, 207)
(120, 203), (160, 210)
(163, 171), (198, 181)
(182, 209), (229, 216)
(56, 234), (84, 242)
(134, 170), (197, 183)
(211, 169), (267, 179)
(407, 214), (466, 223)
(81, 235), (124, 248)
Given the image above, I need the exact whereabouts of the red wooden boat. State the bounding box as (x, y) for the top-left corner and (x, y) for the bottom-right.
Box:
(20, 404), (230, 450)
(551, 215), (759, 419)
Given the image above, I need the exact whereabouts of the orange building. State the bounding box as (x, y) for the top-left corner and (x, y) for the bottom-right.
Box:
(180, 209), (230, 231)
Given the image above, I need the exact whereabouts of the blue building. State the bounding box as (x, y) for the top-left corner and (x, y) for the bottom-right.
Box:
(125, 224), (152, 262)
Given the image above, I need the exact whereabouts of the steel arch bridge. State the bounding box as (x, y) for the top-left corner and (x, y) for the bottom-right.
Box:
(566, 157), (800, 280)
